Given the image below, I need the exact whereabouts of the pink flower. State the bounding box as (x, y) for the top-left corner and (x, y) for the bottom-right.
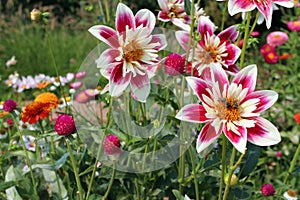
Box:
(263, 51), (279, 64)
(3, 99), (17, 112)
(251, 31), (260, 37)
(261, 183), (275, 196)
(103, 134), (122, 155)
(287, 20), (300, 32)
(266, 31), (288, 46)
(227, 0), (294, 29)
(164, 53), (185, 76)
(89, 3), (167, 102)
(54, 114), (76, 136)
(176, 17), (241, 75)
(175, 64), (280, 153)
(75, 91), (91, 103)
(70, 81), (83, 89)
(6, 56), (17, 67)
(75, 71), (86, 79)
(157, 0), (187, 23)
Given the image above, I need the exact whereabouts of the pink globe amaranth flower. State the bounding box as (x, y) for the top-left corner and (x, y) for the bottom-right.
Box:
(3, 99), (17, 112)
(175, 64), (280, 154)
(227, 0), (294, 29)
(261, 183), (275, 196)
(4, 118), (14, 129)
(103, 134), (122, 155)
(75, 71), (86, 79)
(251, 31), (260, 37)
(275, 151), (282, 157)
(164, 53), (185, 76)
(70, 81), (83, 89)
(54, 114), (76, 136)
(88, 3), (167, 102)
(263, 51), (279, 64)
(287, 20), (300, 32)
(266, 31), (289, 46)
(176, 17), (241, 76)
(260, 43), (276, 56)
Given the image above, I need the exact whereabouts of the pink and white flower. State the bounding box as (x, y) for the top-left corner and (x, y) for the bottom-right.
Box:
(157, 0), (187, 23)
(175, 64), (280, 153)
(89, 3), (167, 102)
(176, 16), (241, 75)
(266, 31), (289, 46)
(227, 0), (294, 29)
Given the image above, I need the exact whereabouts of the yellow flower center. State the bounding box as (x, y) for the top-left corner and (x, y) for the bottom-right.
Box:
(293, 21), (300, 26)
(123, 42), (143, 63)
(215, 98), (241, 121)
(268, 53), (275, 59)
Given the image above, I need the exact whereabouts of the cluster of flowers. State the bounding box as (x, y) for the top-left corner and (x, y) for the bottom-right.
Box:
(87, 0), (292, 155)
(260, 31), (290, 64)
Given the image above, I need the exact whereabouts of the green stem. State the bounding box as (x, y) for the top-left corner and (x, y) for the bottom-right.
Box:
(220, 0), (228, 31)
(283, 141), (300, 184)
(102, 165), (116, 200)
(239, 11), (251, 69)
(86, 143), (103, 200)
(66, 139), (84, 200)
(222, 149), (245, 200)
(179, 0), (195, 193)
(218, 135), (227, 200)
(12, 115), (39, 199)
(188, 147), (199, 200)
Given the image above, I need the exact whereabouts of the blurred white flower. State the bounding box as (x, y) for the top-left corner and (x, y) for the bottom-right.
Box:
(6, 56), (17, 67)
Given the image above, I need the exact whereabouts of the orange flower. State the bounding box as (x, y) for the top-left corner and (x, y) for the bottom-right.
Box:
(0, 112), (9, 118)
(22, 101), (52, 124)
(294, 113), (300, 125)
(36, 81), (51, 89)
(34, 92), (59, 109)
(279, 52), (293, 60)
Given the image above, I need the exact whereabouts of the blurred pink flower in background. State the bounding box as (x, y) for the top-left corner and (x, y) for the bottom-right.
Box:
(287, 20), (300, 32)
(6, 56), (17, 67)
(266, 31), (289, 46)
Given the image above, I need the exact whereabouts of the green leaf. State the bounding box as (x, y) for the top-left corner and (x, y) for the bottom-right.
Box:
(5, 166), (22, 200)
(0, 181), (17, 192)
(184, 0), (191, 15)
(239, 143), (261, 178)
(172, 189), (185, 200)
(54, 153), (69, 170)
(42, 169), (68, 200)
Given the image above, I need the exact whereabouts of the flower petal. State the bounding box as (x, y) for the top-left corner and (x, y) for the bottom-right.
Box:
(224, 125), (247, 154)
(247, 117), (281, 146)
(96, 49), (121, 69)
(273, 0), (294, 8)
(116, 3), (135, 33)
(255, 0), (273, 29)
(196, 122), (222, 153)
(243, 90), (278, 113)
(88, 25), (119, 48)
(151, 34), (168, 51)
(223, 44), (241, 66)
(157, 0), (168, 12)
(175, 31), (190, 51)
(228, 0), (256, 16)
(232, 64), (257, 94)
(218, 25), (239, 42)
(158, 11), (171, 22)
(135, 9), (156, 33)
(175, 104), (209, 123)
(197, 16), (215, 36)
(109, 64), (131, 97)
(186, 76), (212, 104)
(210, 64), (229, 94)
(130, 73), (150, 102)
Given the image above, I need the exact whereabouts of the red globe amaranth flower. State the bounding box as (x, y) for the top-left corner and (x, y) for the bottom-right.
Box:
(3, 99), (17, 112)
(263, 51), (278, 64)
(260, 44), (276, 56)
(261, 183), (275, 196)
(275, 151), (282, 157)
(294, 113), (300, 125)
(54, 114), (76, 136)
(5, 118), (14, 129)
(103, 134), (122, 155)
(164, 53), (185, 76)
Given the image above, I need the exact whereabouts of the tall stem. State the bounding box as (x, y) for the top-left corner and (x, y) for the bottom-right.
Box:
(220, 0), (228, 31)
(239, 12), (251, 69)
(188, 147), (199, 200)
(102, 164), (116, 200)
(66, 139), (84, 200)
(11, 115), (39, 199)
(218, 135), (227, 200)
(283, 142), (300, 184)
